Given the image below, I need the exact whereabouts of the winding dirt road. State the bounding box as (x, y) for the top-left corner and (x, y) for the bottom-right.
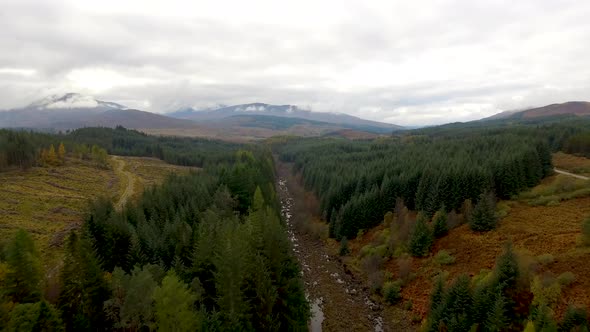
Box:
(112, 156), (135, 210)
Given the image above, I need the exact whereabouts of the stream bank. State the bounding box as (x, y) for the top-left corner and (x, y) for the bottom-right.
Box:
(276, 161), (412, 331)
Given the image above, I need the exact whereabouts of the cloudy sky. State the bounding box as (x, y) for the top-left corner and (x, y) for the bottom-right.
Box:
(1, 0), (589, 125)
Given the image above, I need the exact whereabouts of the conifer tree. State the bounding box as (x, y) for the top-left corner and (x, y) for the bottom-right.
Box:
(470, 191), (498, 232)
(6, 301), (64, 331)
(409, 214), (434, 257)
(153, 272), (199, 332)
(58, 232), (110, 331)
(432, 208), (448, 238)
(3, 229), (42, 303)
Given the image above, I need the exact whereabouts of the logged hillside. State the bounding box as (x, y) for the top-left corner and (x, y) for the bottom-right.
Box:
(0, 155), (193, 265)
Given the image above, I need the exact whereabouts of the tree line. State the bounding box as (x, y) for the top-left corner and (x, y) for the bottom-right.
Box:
(278, 131), (552, 239)
(0, 129), (109, 171)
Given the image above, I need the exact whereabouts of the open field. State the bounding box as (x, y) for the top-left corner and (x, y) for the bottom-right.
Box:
(0, 156), (195, 267)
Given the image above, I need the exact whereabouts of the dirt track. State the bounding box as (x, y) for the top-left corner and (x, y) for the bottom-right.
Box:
(112, 156), (135, 210)
(554, 168), (590, 180)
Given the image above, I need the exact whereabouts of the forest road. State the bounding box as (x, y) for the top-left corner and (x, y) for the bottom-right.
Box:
(112, 156), (135, 210)
(554, 168), (590, 180)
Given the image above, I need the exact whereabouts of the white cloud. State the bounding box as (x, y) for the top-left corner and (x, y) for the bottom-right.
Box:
(0, 0), (589, 125)
(0, 68), (37, 76)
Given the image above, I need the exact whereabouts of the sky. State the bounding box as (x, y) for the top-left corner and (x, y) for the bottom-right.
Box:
(0, 0), (589, 126)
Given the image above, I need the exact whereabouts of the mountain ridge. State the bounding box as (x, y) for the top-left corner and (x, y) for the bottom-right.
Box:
(485, 101), (590, 120)
(168, 102), (402, 130)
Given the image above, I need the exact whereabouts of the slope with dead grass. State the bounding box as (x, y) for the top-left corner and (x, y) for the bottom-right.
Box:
(339, 154), (590, 323)
(0, 156), (195, 267)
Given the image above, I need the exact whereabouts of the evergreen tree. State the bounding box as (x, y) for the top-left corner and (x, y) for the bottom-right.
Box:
(104, 266), (157, 330)
(484, 292), (507, 332)
(492, 242), (519, 293)
(470, 192), (498, 232)
(432, 208), (448, 238)
(558, 306), (589, 332)
(214, 223), (251, 330)
(339, 236), (350, 256)
(6, 301), (64, 332)
(3, 230), (42, 303)
(440, 274), (473, 331)
(153, 272), (199, 332)
(409, 215), (433, 257)
(58, 232), (110, 331)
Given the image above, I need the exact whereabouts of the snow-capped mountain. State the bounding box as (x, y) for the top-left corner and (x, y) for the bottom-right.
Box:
(168, 103), (403, 132)
(29, 93), (128, 110)
(0, 93), (191, 129)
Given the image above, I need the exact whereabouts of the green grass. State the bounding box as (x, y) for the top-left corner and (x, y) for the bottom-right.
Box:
(519, 175), (590, 206)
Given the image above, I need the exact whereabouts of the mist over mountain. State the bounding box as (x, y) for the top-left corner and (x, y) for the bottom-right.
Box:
(0, 93), (192, 129)
(168, 103), (403, 131)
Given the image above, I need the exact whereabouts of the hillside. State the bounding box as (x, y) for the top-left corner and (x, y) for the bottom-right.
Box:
(486, 101), (590, 120)
(0, 155), (194, 266)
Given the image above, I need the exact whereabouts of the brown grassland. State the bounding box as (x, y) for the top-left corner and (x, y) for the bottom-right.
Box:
(553, 151), (590, 176)
(331, 154), (590, 326)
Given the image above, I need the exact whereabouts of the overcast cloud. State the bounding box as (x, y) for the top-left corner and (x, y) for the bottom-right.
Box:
(0, 0), (589, 125)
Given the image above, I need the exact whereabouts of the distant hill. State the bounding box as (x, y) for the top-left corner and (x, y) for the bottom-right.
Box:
(168, 103), (402, 133)
(0, 93), (192, 129)
(0, 95), (401, 139)
(486, 101), (590, 120)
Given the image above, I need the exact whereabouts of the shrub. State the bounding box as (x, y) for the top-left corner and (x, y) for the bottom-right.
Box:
(536, 253), (554, 265)
(404, 299), (413, 311)
(559, 306), (589, 331)
(434, 250), (456, 265)
(557, 272), (576, 286)
(397, 255), (412, 283)
(382, 280), (402, 305)
(531, 275), (561, 307)
(339, 237), (350, 256)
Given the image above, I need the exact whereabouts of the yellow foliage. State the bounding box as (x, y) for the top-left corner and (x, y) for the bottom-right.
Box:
(531, 275), (561, 307)
(58, 142), (66, 163)
(523, 320), (535, 332)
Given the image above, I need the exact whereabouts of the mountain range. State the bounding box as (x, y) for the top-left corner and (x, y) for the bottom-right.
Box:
(0, 94), (401, 139)
(168, 103), (403, 132)
(2, 94), (589, 140)
(0, 93), (191, 129)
